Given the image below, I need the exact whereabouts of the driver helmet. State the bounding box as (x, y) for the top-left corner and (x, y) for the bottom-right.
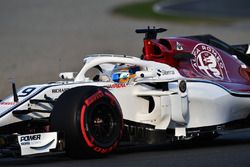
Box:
(111, 64), (140, 83)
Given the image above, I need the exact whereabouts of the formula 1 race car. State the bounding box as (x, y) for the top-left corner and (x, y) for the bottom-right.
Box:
(0, 28), (250, 158)
(0, 55), (186, 157)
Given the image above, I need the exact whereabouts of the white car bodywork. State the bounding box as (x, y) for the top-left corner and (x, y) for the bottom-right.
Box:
(1, 54), (250, 156)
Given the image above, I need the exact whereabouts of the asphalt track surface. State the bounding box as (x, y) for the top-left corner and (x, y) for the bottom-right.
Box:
(1, 129), (250, 167)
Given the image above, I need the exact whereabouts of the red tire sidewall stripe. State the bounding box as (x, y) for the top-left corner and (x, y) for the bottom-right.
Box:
(80, 105), (94, 148)
(104, 91), (116, 106)
(84, 90), (104, 106)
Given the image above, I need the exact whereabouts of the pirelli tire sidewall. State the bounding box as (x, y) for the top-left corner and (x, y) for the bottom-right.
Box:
(80, 87), (123, 154)
(51, 86), (123, 157)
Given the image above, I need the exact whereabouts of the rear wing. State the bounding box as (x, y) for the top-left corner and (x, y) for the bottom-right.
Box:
(232, 44), (250, 55)
(135, 27), (167, 40)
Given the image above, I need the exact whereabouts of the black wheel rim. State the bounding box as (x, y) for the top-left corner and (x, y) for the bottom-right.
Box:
(87, 103), (120, 146)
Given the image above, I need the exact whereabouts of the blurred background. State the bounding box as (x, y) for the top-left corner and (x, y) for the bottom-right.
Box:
(0, 0), (249, 97)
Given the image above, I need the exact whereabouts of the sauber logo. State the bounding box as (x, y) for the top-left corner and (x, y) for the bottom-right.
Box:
(191, 43), (228, 80)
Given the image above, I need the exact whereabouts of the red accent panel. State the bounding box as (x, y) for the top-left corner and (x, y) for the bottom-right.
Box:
(144, 40), (154, 60)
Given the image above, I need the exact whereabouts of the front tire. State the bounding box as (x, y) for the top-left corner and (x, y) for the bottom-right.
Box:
(51, 86), (123, 158)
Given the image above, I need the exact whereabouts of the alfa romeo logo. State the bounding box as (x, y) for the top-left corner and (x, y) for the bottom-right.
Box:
(191, 43), (228, 80)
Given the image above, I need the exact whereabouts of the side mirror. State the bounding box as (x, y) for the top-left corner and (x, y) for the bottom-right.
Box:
(59, 72), (77, 80)
(135, 71), (156, 78)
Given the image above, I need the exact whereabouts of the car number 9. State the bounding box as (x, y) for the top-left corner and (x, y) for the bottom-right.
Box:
(18, 87), (36, 97)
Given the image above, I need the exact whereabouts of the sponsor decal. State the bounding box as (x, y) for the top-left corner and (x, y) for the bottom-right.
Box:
(85, 90), (104, 106)
(0, 102), (17, 105)
(107, 83), (126, 89)
(18, 132), (57, 156)
(52, 88), (69, 93)
(19, 134), (41, 146)
(158, 69), (175, 75)
(191, 43), (229, 80)
(176, 42), (184, 51)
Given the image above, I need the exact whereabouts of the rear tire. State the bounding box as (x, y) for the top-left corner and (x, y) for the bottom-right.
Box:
(50, 86), (123, 158)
